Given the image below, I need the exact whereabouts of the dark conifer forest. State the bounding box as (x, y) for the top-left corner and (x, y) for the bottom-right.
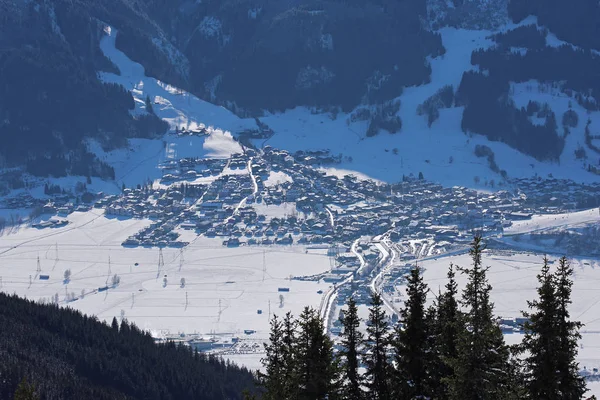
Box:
(454, 0), (600, 162)
(0, 293), (257, 400)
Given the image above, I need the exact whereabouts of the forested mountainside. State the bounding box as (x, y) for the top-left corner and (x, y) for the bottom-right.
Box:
(454, 1), (600, 162)
(139, 0), (443, 113)
(0, 292), (257, 399)
(0, 0), (169, 179)
(0, 0), (442, 177)
(0, 0), (599, 177)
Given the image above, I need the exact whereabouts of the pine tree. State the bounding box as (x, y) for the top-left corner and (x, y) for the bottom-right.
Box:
(282, 312), (299, 399)
(436, 264), (462, 398)
(295, 307), (338, 400)
(424, 304), (443, 398)
(391, 265), (431, 399)
(145, 95), (155, 115)
(111, 316), (119, 331)
(13, 377), (39, 400)
(554, 256), (587, 399)
(520, 256), (561, 399)
(363, 292), (392, 400)
(448, 235), (512, 400)
(260, 315), (287, 400)
(339, 297), (365, 400)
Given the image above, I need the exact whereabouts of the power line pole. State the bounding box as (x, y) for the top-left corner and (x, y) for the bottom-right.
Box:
(105, 256), (111, 286)
(185, 291), (188, 309)
(158, 248), (164, 276)
(179, 248), (184, 271)
(218, 298), (222, 322)
(262, 250), (266, 282)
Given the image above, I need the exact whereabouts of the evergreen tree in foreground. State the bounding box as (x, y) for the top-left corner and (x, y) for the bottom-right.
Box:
(261, 308), (339, 400)
(281, 312), (299, 399)
(520, 256), (561, 399)
(391, 265), (432, 399)
(555, 256), (587, 399)
(260, 315), (287, 400)
(363, 292), (392, 400)
(448, 235), (514, 400)
(435, 264), (462, 399)
(257, 240), (589, 400)
(339, 297), (365, 400)
(296, 307), (339, 400)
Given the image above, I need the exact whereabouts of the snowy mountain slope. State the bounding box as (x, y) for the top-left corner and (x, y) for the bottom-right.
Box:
(90, 26), (254, 188)
(99, 26), (256, 136)
(35, 16), (593, 192)
(260, 25), (600, 187)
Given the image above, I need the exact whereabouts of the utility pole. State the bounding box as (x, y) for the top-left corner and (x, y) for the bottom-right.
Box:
(185, 291), (188, 309)
(179, 248), (184, 271)
(158, 248), (164, 276)
(36, 255), (41, 278)
(262, 250), (266, 282)
(106, 256), (112, 285)
(218, 298), (222, 322)
(268, 299), (271, 317)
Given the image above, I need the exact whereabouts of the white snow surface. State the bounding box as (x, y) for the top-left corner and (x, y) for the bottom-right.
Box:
(99, 26), (253, 134)
(0, 211), (331, 336)
(504, 208), (600, 236)
(263, 171), (293, 187)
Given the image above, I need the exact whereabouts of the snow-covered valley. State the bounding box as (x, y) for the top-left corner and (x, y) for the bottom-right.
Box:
(1, 14), (600, 396)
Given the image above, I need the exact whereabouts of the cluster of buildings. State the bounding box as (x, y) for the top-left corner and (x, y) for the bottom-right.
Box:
(3, 145), (600, 258)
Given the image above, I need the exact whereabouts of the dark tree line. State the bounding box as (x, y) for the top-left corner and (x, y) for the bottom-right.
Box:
(508, 0), (600, 51)
(0, 293), (257, 399)
(127, 0), (445, 113)
(491, 24), (548, 51)
(457, 71), (565, 161)
(417, 85), (454, 127)
(259, 236), (588, 399)
(457, 11), (600, 162)
(471, 45), (600, 110)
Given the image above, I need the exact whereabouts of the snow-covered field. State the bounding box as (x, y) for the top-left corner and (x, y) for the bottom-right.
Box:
(504, 208), (600, 236)
(0, 211), (331, 337)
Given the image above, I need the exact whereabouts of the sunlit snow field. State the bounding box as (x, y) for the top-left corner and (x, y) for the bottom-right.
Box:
(0, 211), (330, 336)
